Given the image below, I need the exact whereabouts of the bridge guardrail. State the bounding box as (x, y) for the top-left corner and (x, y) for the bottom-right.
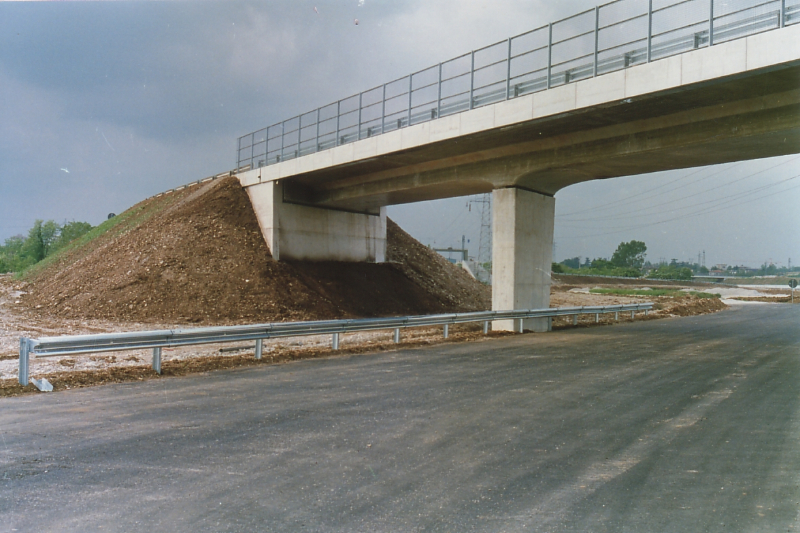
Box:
(19, 303), (654, 386)
(236, 0), (799, 172)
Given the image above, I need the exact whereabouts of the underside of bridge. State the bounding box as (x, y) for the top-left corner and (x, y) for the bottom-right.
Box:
(238, 26), (800, 332)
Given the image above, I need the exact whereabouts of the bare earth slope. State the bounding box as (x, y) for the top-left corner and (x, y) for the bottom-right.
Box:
(21, 177), (490, 324)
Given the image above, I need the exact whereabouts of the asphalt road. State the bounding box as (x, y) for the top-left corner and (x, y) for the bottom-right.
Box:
(1, 304), (798, 532)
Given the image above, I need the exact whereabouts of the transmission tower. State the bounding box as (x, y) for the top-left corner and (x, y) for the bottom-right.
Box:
(474, 193), (492, 264)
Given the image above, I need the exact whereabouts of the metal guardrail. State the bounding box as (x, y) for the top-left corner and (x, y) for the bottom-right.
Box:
(236, 0), (799, 172)
(19, 303), (654, 386)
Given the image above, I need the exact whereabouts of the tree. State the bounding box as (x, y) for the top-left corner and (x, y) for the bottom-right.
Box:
(21, 220), (59, 263)
(561, 257), (580, 269)
(53, 221), (93, 252)
(610, 240), (647, 270)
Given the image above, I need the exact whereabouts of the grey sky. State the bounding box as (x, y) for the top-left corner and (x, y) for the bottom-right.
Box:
(1, 0), (797, 268)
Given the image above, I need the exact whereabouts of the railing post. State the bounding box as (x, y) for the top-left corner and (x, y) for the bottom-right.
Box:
(443, 324), (449, 339)
(437, 63), (443, 116)
(297, 116), (302, 156)
(781, 0), (786, 27)
(393, 328), (401, 343)
(152, 347), (161, 375)
(594, 6), (600, 75)
(250, 133), (255, 170)
(18, 338), (30, 386)
(647, 0), (653, 62)
(358, 92), (363, 140)
(315, 108), (320, 152)
(573, 314), (578, 325)
(506, 38), (512, 98)
(631, 310), (635, 319)
(381, 84), (386, 134)
(237, 136), (241, 171)
(483, 321), (489, 334)
(469, 51), (475, 109)
(255, 338), (263, 360)
(407, 75), (413, 127)
(595, 313), (600, 323)
(336, 100), (340, 145)
(615, 311), (619, 320)
(280, 122), (285, 160)
(709, 0), (714, 46)
(547, 23), (553, 89)
(332, 333), (340, 350)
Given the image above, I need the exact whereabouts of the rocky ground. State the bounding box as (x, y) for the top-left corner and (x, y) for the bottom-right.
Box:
(2, 175), (790, 397)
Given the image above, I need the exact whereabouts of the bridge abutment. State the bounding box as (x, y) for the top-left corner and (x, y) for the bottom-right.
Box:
(491, 187), (555, 333)
(245, 180), (386, 262)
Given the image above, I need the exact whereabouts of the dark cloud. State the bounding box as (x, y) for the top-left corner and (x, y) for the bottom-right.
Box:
(0, 0), (796, 267)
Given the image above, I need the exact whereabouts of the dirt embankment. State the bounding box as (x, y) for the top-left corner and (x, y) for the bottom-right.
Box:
(18, 177), (490, 324)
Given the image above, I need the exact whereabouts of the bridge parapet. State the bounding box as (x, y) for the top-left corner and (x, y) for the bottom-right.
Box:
(236, 0), (799, 174)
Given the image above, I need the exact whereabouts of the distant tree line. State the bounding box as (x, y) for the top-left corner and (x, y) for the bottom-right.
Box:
(552, 240), (648, 278)
(0, 220), (93, 274)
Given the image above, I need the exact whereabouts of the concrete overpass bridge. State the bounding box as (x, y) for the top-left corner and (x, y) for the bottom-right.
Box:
(235, 0), (800, 332)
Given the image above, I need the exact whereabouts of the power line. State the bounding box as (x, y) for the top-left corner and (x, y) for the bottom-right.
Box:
(558, 175), (800, 238)
(558, 156), (800, 222)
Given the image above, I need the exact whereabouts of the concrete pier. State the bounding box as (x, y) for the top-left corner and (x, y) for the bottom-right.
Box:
(491, 187), (555, 332)
(245, 181), (386, 262)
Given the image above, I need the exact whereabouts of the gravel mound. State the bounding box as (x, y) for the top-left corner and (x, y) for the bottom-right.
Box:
(21, 177), (490, 324)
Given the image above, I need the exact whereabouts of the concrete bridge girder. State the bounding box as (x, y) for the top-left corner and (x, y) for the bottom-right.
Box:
(237, 25), (800, 332)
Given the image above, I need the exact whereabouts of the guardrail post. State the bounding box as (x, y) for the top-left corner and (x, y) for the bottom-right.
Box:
(595, 313), (600, 323)
(709, 0), (714, 46)
(647, 0), (653, 62)
(19, 338), (30, 386)
(631, 310), (635, 319)
(152, 347), (162, 375)
(547, 23), (553, 89)
(594, 6), (600, 75)
(483, 321), (489, 334)
(443, 324), (449, 339)
(255, 338), (263, 360)
(517, 319), (524, 334)
(645, 309), (649, 317)
(393, 328), (401, 343)
(332, 333), (340, 350)
(548, 317), (552, 331)
(615, 311), (619, 320)
(573, 314), (578, 325)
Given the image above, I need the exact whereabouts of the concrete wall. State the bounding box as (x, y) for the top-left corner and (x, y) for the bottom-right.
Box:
(245, 180), (386, 262)
(491, 187), (555, 333)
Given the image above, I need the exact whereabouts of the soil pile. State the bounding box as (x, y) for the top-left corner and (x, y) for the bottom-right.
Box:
(20, 177), (490, 324)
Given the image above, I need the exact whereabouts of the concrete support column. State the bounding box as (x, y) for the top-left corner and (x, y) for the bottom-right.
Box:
(244, 180), (386, 262)
(491, 187), (555, 333)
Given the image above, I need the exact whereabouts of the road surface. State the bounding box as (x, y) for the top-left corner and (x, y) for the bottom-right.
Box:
(1, 304), (798, 532)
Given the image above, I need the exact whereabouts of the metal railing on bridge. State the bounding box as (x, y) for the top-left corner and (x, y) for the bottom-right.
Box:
(19, 303), (654, 386)
(236, 0), (799, 172)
